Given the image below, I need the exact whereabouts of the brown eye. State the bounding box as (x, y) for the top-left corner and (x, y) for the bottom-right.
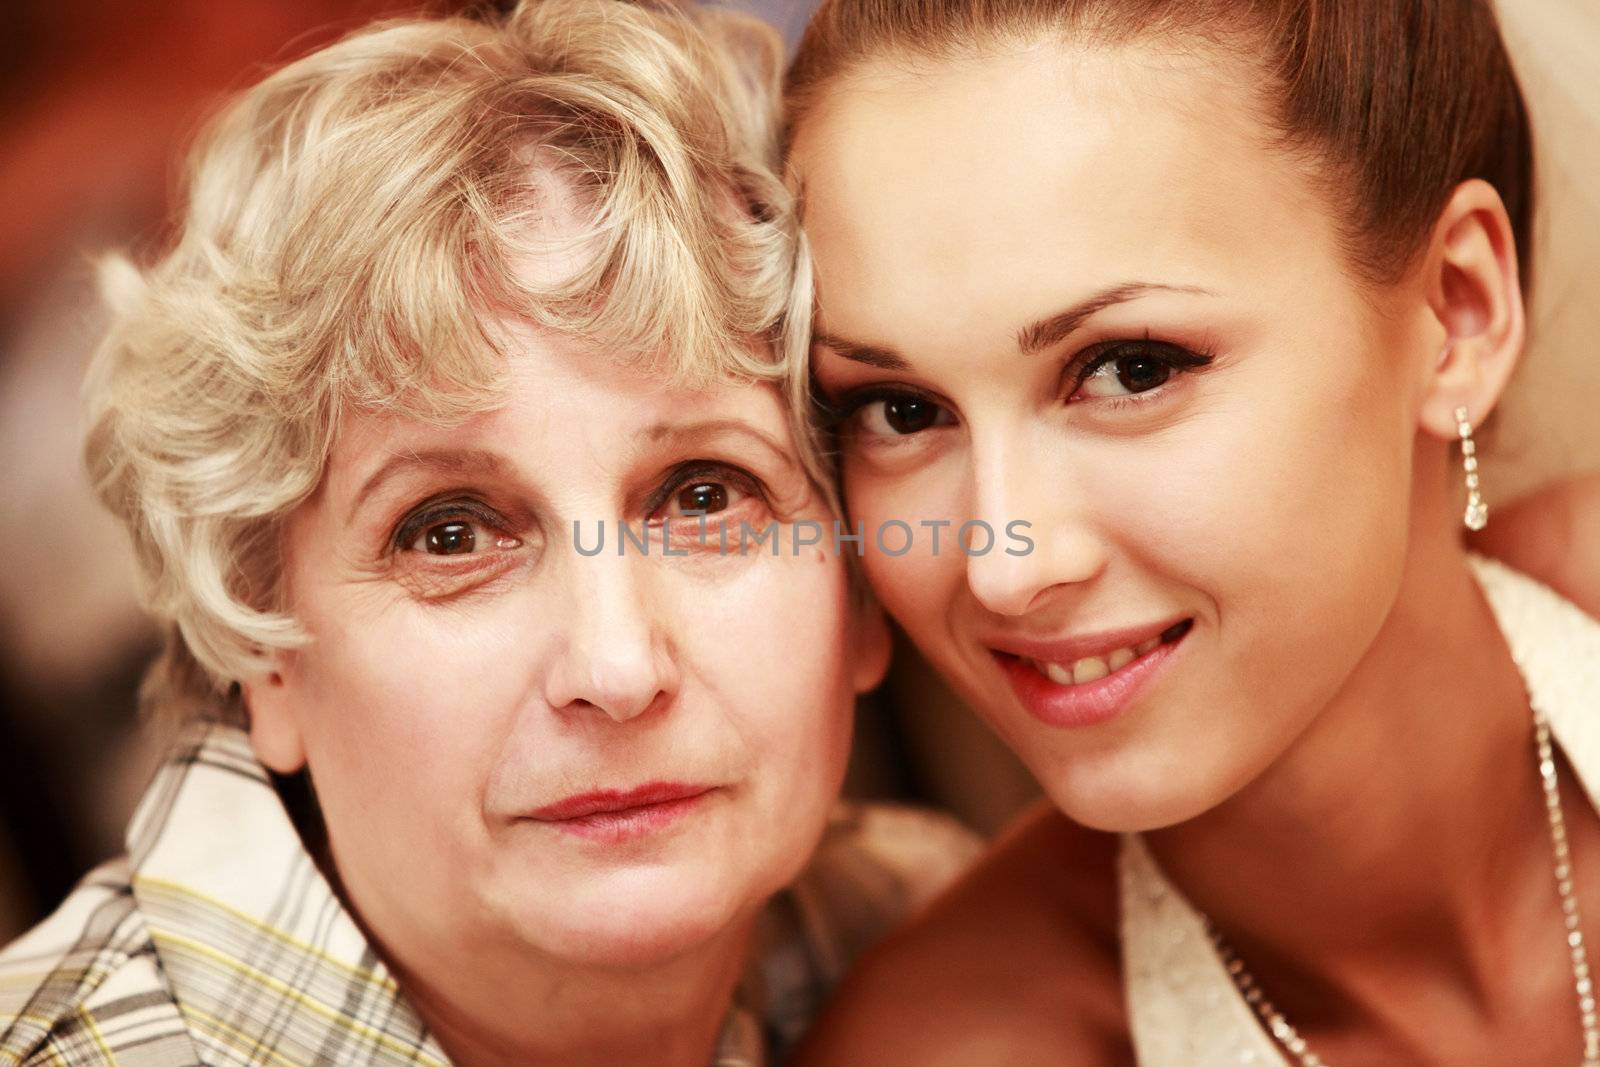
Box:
(1078, 353), (1173, 399)
(1072, 340), (1212, 402)
(1113, 356), (1173, 393)
(884, 396), (940, 434)
(391, 504), (529, 600)
(653, 468), (758, 525)
(853, 392), (956, 438)
(421, 520), (475, 555)
(676, 481), (729, 515)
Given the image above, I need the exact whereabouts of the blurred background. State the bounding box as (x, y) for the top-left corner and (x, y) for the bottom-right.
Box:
(1, 0), (1596, 944)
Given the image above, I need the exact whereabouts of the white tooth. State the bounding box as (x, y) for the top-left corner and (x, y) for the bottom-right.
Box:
(1107, 646), (1135, 671)
(1072, 656), (1109, 683)
(1135, 637), (1160, 655)
(1044, 661), (1074, 686)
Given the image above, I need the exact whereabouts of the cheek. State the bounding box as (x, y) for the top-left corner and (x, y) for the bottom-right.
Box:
(672, 551), (858, 775)
(1088, 294), (1412, 579)
(1105, 344), (1415, 732)
(288, 595), (534, 849)
(1186, 360), (1410, 603)
(645, 553), (858, 905)
(847, 452), (971, 630)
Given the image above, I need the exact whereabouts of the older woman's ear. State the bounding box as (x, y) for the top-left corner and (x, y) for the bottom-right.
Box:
(850, 595), (893, 695)
(242, 661), (308, 774)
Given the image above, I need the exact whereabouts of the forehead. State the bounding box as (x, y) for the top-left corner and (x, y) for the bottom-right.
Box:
(327, 324), (789, 491)
(792, 40), (1335, 346)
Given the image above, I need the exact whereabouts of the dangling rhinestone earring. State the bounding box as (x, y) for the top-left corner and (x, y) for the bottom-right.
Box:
(1456, 405), (1488, 531)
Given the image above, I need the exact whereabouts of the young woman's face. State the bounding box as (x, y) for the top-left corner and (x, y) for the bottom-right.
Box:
(254, 317), (884, 973)
(792, 41), (1441, 831)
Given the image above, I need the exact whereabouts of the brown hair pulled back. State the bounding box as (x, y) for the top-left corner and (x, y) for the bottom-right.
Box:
(784, 0), (1534, 288)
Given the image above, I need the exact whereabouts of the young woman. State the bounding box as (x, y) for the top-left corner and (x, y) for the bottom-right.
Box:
(783, 0), (1600, 1062)
(0, 3), (977, 1064)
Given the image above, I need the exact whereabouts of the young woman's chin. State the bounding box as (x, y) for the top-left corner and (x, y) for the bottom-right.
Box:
(1010, 720), (1296, 836)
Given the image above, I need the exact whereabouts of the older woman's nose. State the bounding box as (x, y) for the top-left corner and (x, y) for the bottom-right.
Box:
(542, 555), (679, 723)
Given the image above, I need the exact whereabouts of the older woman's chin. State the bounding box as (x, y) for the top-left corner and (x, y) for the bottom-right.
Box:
(465, 764), (844, 967)
(489, 858), (793, 968)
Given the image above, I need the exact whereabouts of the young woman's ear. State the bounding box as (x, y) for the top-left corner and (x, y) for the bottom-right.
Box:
(242, 653), (307, 774)
(850, 591), (894, 695)
(1417, 179), (1526, 438)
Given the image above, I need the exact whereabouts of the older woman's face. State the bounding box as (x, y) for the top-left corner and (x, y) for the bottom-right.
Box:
(249, 324), (884, 971)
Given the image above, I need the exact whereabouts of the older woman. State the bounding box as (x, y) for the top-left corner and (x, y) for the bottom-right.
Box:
(0, 2), (974, 1064)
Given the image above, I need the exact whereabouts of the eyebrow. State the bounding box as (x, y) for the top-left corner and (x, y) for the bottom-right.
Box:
(1016, 282), (1213, 354)
(642, 418), (795, 469)
(348, 448), (510, 524)
(812, 281), (1214, 370)
(810, 332), (911, 371)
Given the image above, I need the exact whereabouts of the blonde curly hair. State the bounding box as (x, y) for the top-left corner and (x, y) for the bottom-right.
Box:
(84, 0), (815, 726)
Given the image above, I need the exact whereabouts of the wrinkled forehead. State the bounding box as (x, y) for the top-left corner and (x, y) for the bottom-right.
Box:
(322, 323), (795, 499)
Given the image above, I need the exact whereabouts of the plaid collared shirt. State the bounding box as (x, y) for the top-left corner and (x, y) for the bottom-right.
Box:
(0, 724), (978, 1066)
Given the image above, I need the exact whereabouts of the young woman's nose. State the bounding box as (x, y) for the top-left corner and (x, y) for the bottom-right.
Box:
(962, 431), (1109, 617)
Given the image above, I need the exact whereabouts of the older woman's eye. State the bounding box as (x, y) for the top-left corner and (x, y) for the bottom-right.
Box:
(1070, 340), (1214, 402)
(415, 519), (477, 555)
(395, 504), (519, 558)
(657, 477), (749, 521)
(673, 481), (731, 515)
(646, 463), (770, 532)
(388, 501), (529, 601)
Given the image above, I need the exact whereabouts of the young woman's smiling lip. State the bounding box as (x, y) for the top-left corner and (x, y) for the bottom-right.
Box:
(525, 783), (718, 843)
(988, 618), (1194, 729)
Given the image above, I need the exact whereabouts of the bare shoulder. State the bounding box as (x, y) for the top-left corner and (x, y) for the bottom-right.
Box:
(793, 802), (1131, 1066)
(1472, 471), (1600, 617)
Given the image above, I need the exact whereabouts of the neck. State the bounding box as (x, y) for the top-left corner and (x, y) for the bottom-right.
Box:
(390, 913), (756, 1067)
(1146, 530), (1551, 1010)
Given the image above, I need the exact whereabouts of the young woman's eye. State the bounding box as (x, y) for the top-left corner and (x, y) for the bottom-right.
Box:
(848, 391), (957, 438)
(1070, 340), (1213, 402)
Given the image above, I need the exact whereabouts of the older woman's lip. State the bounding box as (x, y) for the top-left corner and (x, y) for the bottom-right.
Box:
(525, 784), (717, 844)
(527, 783), (713, 822)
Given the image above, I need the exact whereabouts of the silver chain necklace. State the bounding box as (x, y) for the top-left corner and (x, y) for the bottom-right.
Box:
(1204, 710), (1600, 1066)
